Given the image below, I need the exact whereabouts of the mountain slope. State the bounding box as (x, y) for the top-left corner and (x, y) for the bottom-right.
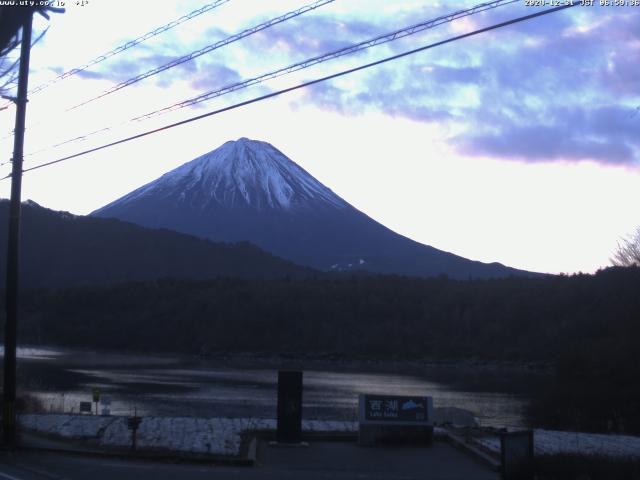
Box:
(93, 138), (532, 279)
(0, 200), (315, 289)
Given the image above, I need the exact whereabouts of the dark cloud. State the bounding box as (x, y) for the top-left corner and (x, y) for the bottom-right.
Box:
(595, 12), (640, 95)
(447, 10), (640, 166)
(455, 124), (636, 164)
(427, 64), (482, 84)
(600, 51), (640, 95)
(454, 105), (640, 164)
(59, 3), (639, 168)
(295, 7), (640, 166)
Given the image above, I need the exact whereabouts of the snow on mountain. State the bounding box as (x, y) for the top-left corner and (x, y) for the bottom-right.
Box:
(93, 138), (533, 279)
(103, 138), (347, 213)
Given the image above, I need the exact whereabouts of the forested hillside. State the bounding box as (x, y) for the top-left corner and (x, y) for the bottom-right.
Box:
(3, 266), (639, 432)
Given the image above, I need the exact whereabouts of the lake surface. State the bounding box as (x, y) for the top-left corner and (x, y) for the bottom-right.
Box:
(14, 347), (543, 428)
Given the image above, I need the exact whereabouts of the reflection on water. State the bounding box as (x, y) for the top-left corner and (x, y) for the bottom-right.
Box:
(17, 347), (535, 428)
(0, 346), (62, 360)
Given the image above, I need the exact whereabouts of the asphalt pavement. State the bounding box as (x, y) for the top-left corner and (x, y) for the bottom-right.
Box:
(0, 440), (499, 480)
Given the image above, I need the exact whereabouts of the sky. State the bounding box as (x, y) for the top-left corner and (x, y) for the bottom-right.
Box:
(0, 0), (639, 275)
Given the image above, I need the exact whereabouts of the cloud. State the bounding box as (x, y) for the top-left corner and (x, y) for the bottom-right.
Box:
(247, 15), (384, 59)
(290, 7), (640, 166)
(455, 123), (637, 165)
(189, 63), (242, 91)
(454, 102), (640, 165)
(446, 10), (640, 166)
(75, 69), (106, 80)
(298, 64), (466, 123)
(45, 3), (639, 169)
(73, 53), (198, 84)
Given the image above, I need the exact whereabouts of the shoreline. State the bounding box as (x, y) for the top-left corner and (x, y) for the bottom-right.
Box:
(12, 343), (555, 374)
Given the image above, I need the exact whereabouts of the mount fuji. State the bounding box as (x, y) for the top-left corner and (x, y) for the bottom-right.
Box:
(92, 138), (530, 279)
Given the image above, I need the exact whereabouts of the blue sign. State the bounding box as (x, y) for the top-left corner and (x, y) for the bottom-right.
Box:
(359, 394), (433, 425)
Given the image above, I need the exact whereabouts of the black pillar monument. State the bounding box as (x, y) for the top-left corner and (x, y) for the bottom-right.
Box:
(276, 370), (303, 444)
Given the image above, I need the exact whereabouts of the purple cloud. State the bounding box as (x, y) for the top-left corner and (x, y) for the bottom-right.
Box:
(295, 8), (640, 166)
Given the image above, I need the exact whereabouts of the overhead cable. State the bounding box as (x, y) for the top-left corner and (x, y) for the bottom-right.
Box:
(25, 0), (519, 154)
(135, 0), (519, 121)
(67, 0), (336, 111)
(28, 0), (233, 96)
(1, 3), (577, 181)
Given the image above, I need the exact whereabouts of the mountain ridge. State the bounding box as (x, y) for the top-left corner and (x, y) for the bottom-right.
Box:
(92, 138), (536, 279)
(0, 199), (316, 289)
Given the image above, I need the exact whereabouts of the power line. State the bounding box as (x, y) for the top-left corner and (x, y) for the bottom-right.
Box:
(67, 0), (336, 112)
(0, 3), (577, 181)
(27, 0), (232, 97)
(1, 0), (334, 142)
(0, 0), (231, 114)
(0, 1), (233, 138)
(135, 0), (520, 121)
(23, 0), (519, 156)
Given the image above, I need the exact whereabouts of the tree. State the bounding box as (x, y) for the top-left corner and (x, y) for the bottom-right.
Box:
(611, 227), (640, 267)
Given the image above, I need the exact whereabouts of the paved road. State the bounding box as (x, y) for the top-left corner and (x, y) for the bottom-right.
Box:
(0, 441), (499, 479)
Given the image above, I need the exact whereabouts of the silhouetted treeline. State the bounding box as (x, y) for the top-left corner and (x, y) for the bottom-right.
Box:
(0, 200), (315, 289)
(2, 266), (639, 433)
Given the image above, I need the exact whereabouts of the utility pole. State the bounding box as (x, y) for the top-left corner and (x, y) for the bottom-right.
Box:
(3, 10), (33, 447)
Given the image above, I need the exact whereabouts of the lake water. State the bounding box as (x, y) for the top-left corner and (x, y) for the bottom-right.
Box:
(14, 347), (543, 428)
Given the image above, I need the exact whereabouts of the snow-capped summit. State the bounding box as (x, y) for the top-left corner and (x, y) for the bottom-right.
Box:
(93, 138), (531, 279)
(108, 138), (347, 212)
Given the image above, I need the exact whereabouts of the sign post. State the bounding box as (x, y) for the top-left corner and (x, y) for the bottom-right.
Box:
(127, 409), (142, 451)
(92, 388), (100, 415)
(358, 394), (434, 446)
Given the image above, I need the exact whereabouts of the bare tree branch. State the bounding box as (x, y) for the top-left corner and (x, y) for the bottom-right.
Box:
(611, 227), (640, 267)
